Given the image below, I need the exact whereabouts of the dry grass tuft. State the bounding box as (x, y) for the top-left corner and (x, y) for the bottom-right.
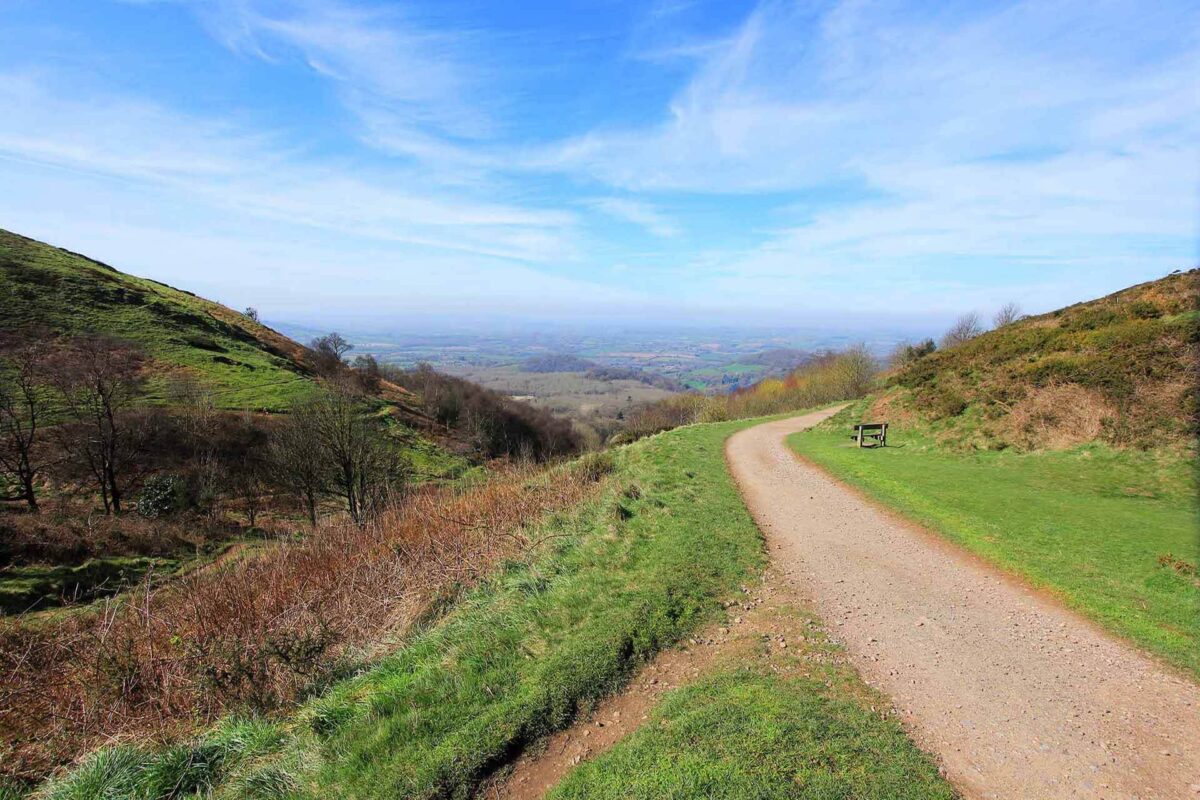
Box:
(1004, 383), (1118, 450)
(0, 461), (607, 782)
(866, 390), (919, 428)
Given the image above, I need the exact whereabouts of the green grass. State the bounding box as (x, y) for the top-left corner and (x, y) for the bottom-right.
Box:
(789, 402), (1200, 677)
(34, 412), (953, 800)
(685, 362), (766, 380)
(1, 229), (317, 412)
(553, 666), (952, 800)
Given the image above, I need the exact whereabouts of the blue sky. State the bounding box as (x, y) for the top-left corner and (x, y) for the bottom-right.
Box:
(1, 0), (1196, 330)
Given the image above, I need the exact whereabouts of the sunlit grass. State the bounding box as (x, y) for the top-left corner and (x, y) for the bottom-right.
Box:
(790, 402), (1200, 677)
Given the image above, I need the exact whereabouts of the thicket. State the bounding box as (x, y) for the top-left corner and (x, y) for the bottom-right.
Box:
(385, 364), (583, 460)
(616, 347), (877, 441)
(584, 366), (684, 392)
(521, 354), (597, 373)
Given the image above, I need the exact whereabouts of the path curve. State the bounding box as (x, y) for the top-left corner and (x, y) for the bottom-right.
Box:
(727, 410), (1200, 799)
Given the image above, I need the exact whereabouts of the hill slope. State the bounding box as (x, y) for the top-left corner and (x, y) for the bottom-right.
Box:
(0, 229), (323, 411)
(880, 269), (1198, 450)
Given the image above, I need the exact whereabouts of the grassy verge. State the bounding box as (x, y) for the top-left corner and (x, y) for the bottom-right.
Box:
(34, 412), (951, 799)
(551, 605), (954, 800)
(789, 402), (1199, 677)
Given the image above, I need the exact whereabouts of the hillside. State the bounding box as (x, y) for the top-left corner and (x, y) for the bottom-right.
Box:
(879, 269), (1199, 450)
(2, 229), (323, 412)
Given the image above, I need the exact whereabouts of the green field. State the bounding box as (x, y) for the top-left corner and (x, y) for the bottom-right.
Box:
(789, 403), (1200, 677)
(35, 414), (951, 799)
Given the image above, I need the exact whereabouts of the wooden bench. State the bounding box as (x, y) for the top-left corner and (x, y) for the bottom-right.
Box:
(850, 422), (888, 448)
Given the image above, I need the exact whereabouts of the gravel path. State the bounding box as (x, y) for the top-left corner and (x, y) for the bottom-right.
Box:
(727, 410), (1200, 799)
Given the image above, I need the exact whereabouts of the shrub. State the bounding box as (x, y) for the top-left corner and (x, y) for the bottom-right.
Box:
(184, 334), (226, 353)
(385, 364), (582, 461)
(136, 474), (185, 519)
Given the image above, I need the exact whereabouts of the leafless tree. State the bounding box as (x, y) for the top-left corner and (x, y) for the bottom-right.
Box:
(352, 354), (382, 393)
(0, 338), (52, 511)
(229, 450), (268, 527)
(993, 301), (1022, 328)
(268, 403), (329, 526)
(889, 338), (936, 368)
(940, 312), (984, 348)
(243, 307), (260, 322)
(309, 332), (353, 376)
(308, 387), (406, 525)
(49, 336), (146, 514)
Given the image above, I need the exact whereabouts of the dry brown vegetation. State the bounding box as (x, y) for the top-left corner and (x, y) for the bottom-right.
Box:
(1003, 383), (1118, 449)
(0, 456), (610, 781)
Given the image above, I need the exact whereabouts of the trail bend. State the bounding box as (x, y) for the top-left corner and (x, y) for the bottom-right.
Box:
(726, 409), (1200, 800)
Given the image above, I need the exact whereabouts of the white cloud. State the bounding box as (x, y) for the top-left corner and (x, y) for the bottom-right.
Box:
(533, 0), (1198, 308)
(586, 197), (681, 238)
(0, 71), (578, 264)
(185, 0), (496, 157)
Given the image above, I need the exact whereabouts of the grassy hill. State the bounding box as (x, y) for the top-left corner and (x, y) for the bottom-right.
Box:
(1, 229), (324, 412)
(879, 268), (1198, 450)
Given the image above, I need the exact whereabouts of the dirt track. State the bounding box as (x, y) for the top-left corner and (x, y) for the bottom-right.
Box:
(727, 410), (1200, 799)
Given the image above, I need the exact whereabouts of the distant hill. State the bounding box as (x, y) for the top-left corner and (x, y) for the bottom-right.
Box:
(876, 269), (1199, 449)
(0, 229), (328, 412)
(583, 366), (684, 392)
(520, 353), (598, 373)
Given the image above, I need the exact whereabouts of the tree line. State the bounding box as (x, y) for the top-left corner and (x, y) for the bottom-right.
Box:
(0, 333), (407, 526)
(1, 329), (584, 528)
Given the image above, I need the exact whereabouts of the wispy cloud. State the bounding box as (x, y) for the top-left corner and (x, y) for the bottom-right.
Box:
(5, 0), (1196, 323)
(586, 197), (680, 238)
(534, 0), (1198, 310)
(0, 71), (577, 264)
(182, 0), (496, 161)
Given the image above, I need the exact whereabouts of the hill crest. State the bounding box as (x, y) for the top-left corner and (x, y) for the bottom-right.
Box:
(877, 268), (1198, 450)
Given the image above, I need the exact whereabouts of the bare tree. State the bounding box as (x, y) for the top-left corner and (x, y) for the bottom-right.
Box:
(309, 332), (353, 376)
(307, 387), (406, 524)
(0, 338), (51, 511)
(243, 307), (260, 322)
(889, 338), (936, 368)
(352, 354), (382, 393)
(993, 301), (1022, 328)
(940, 313), (984, 348)
(229, 450), (268, 527)
(268, 404), (329, 526)
(50, 336), (146, 514)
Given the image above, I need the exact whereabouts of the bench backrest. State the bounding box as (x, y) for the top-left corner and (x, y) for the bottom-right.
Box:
(853, 423), (887, 432)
